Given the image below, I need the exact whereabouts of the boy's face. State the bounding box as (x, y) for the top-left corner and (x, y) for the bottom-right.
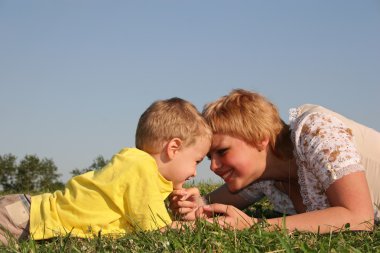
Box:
(207, 134), (266, 192)
(167, 137), (210, 189)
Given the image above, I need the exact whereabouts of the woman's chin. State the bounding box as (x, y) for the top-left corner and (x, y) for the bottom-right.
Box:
(226, 182), (241, 193)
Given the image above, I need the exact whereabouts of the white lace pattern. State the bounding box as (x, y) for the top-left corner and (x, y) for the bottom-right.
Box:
(239, 105), (364, 214)
(290, 107), (364, 211)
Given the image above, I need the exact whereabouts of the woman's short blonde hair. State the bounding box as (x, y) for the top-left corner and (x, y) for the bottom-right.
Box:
(202, 89), (283, 150)
(135, 97), (212, 154)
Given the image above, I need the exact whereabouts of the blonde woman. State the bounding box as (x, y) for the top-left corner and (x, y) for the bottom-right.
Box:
(170, 89), (379, 233)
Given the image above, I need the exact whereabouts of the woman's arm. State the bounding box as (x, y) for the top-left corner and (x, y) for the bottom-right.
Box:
(275, 110), (374, 232)
(268, 171), (373, 233)
(201, 171), (374, 233)
(205, 184), (255, 209)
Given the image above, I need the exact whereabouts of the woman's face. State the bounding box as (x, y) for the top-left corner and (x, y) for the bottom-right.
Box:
(207, 134), (266, 192)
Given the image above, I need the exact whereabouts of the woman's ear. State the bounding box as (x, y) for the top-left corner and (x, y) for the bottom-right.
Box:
(166, 138), (182, 159)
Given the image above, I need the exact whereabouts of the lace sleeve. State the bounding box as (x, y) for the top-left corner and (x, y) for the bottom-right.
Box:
(296, 112), (364, 190)
(238, 180), (296, 215)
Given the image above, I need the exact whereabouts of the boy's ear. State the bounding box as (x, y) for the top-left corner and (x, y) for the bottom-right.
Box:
(166, 138), (182, 159)
(257, 137), (270, 152)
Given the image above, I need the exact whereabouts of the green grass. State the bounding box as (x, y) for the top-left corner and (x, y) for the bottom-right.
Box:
(2, 181), (380, 252)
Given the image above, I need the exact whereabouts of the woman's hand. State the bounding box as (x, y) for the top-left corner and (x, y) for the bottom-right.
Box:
(169, 187), (205, 221)
(196, 203), (257, 230)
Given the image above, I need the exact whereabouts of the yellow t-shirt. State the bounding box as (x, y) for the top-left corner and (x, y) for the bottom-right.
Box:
(30, 148), (173, 240)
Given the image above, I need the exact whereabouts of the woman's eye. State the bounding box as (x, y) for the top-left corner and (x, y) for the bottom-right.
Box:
(207, 148), (228, 160)
(217, 148), (228, 156)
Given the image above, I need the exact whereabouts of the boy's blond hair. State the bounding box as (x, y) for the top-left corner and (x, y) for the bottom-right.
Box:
(136, 97), (212, 154)
(202, 89), (291, 158)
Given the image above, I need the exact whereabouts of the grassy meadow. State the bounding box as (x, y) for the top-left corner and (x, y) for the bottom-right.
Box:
(1, 181), (379, 252)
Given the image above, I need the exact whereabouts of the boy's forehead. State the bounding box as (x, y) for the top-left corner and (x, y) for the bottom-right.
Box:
(195, 137), (211, 153)
(202, 138), (212, 149)
(195, 135), (212, 144)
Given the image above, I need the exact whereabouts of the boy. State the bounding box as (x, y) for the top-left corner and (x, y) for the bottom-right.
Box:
(0, 97), (212, 245)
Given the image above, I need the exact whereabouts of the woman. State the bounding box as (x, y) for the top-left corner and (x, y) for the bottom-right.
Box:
(170, 89), (380, 233)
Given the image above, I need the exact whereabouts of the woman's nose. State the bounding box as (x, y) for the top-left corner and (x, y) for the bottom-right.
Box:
(210, 156), (221, 172)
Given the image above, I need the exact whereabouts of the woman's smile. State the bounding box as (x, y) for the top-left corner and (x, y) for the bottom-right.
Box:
(219, 169), (234, 183)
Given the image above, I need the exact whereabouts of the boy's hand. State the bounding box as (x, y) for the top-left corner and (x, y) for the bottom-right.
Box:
(169, 187), (204, 221)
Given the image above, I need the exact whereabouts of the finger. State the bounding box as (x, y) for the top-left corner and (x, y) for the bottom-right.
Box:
(195, 206), (208, 219)
(180, 215), (195, 221)
(179, 200), (198, 209)
(216, 217), (230, 228)
(169, 200), (197, 213)
(169, 195), (181, 204)
(178, 207), (196, 215)
(205, 215), (232, 229)
(178, 189), (202, 202)
(205, 216), (229, 228)
(182, 187), (201, 199)
(170, 189), (188, 199)
(196, 206), (215, 218)
(205, 217), (215, 224)
(202, 204), (232, 215)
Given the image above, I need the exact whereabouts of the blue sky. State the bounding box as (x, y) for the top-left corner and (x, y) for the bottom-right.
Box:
(1, 1), (379, 183)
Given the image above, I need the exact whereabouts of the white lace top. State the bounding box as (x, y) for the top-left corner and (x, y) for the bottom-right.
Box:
(238, 105), (364, 214)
